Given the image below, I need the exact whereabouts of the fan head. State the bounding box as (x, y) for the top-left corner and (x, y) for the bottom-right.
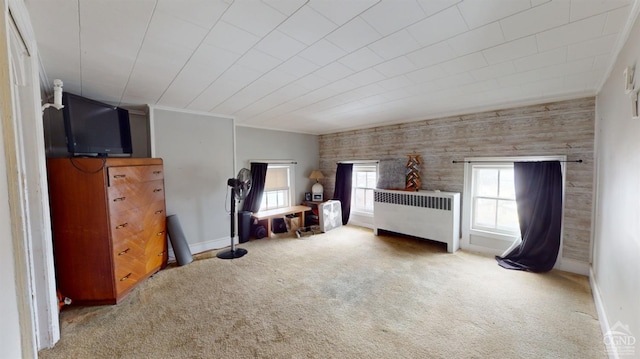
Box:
(233, 168), (252, 200)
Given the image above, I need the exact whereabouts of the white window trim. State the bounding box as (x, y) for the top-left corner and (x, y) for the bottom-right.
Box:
(351, 163), (378, 216)
(461, 155), (566, 262)
(253, 161), (296, 211)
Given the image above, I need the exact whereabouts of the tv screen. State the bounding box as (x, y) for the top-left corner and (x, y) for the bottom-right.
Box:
(62, 92), (132, 157)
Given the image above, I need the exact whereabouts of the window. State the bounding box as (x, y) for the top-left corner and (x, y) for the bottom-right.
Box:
(351, 164), (377, 213)
(471, 165), (519, 235)
(461, 155), (566, 254)
(260, 164), (294, 211)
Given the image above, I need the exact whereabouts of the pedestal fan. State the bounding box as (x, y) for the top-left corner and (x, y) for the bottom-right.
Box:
(217, 168), (252, 259)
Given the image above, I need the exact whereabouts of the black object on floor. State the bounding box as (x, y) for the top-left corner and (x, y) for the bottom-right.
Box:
(166, 214), (194, 266)
(238, 211), (251, 243)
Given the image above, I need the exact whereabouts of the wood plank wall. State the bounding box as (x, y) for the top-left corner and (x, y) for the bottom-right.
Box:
(319, 97), (595, 262)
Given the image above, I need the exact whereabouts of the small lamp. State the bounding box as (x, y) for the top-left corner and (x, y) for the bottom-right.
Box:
(309, 170), (324, 201)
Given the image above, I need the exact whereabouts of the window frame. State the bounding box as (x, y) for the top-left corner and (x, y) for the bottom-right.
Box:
(470, 164), (519, 236)
(259, 163), (296, 211)
(461, 155), (566, 256)
(351, 163), (378, 215)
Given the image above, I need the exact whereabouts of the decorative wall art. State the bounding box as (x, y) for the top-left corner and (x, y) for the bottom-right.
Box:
(405, 154), (421, 191)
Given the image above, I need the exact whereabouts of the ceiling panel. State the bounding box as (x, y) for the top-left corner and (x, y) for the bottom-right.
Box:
(27, 0), (637, 134)
(277, 6), (338, 45)
(360, 0), (426, 36)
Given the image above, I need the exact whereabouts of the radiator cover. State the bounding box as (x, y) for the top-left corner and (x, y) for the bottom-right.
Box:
(373, 189), (460, 253)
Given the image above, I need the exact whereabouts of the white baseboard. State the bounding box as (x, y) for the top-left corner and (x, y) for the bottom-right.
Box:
(168, 236), (234, 263)
(590, 266), (618, 359)
(556, 257), (590, 276)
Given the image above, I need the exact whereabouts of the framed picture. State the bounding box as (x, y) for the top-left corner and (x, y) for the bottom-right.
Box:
(305, 192), (311, 201)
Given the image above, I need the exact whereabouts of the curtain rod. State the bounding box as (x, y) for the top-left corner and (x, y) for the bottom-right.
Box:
(250, 160), (297, 164)
(336, 160), (379, 164)
(452, 159), (582, 164)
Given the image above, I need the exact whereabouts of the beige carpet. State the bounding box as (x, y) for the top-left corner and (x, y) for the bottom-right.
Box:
(39, 225), (605, 358)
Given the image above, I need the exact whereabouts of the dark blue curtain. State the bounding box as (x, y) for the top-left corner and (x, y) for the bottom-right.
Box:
(332, 163), (353, 225)
(242, 162), (268, 213)
(496, 161), (563, 272)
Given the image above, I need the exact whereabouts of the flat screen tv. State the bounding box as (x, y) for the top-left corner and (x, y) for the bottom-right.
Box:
(62, 92), (132, 157)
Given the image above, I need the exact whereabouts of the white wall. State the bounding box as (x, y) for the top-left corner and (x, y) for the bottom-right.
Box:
(150, 107), (235, 253)
(593, 7), (640, 355)
(235, 126), (319, 205)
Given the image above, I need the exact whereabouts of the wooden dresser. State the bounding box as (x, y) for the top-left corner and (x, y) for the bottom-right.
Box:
(47, 157), (168, 305)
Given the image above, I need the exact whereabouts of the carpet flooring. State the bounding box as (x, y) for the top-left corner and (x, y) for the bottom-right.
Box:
(38, 225), (605, 358)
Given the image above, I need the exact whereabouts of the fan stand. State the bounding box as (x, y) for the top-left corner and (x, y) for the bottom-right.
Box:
(217, 183), (248, 259)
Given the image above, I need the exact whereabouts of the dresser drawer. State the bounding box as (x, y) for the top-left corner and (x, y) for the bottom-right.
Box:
(107, 180), (165, 212)
(112, 245), (146, 295)
(145, 237), (167, 272)
(107, 165), (164, 186)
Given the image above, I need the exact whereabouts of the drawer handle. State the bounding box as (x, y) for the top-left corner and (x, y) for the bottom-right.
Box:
(155, 209), (164, 215)
(118, 248), (131, 256)
(113, 197), (126, 202)
(153, 188), (163, 193)
(115, 222), (129, 229)
(120, 273), (132, 281)
(157, 251), (166, 256)
(157, 231), (165, 236)
(113, 174), (126, 179)
(153, 170), (162, 175)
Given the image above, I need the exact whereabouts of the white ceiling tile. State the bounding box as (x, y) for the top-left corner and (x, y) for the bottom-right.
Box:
(309, 0), (379, 25)
(277, 56), (321, 78)
(407, 6), (468, 47)
(324, 78), (360, 94)
(158, 61), (224, 107)
(298, 39), (347, 66)
(236, 49), (283, 73)
(221, 1), (286, 37)
(189, 43), (241, 68)
(187, 64), (263, 110)
(360, 0), (426, 36)
(314, 62), (355, 82)
(374, 56), (418, 77)
(146, 11), (209, 50)
(531, 0), (551, 7)
(499, 1), (570, 41)
(567, 34), (617, 61)
(569, 0), (630, 22)
(536, 14), (608, 52)
(415, 0), (462, 17)
(407, 65), (447, 84)
(592, 53), (611, 70)
(457, 0), (530, 29)
(446, 23), (505, 56)
(514, 47), (567, 72)
(440, 52), (488, 75)
(203, 21), (260, 55)
(325, 17), (382, 53)
(262, 0), (308, 16)
(407, 42), (457, 68)
(538, 58), (594, 78)
(294, 74), (330, 91)
(377, 75), (413, 91)
(482, 36), (538, 65)
(155, 0), (230, 30)
(346, 68), (387, 87)
(278, 6), (338, 45)
(338, 47), (384, 72)
(603, 5), (632, 35)
(368, 30), (421, 60)
(470, 61), (516, 81)
(255, 30), (307, 60)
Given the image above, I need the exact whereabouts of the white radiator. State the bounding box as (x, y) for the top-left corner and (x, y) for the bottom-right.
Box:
(373, 189), (460, 253)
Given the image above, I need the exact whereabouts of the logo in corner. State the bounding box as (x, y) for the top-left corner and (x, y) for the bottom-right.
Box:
(604, 321), (636, 356)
